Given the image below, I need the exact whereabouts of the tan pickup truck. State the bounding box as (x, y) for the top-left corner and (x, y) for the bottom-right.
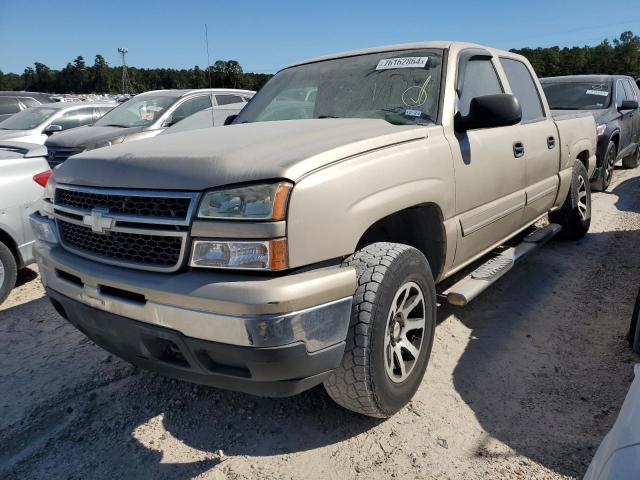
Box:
(31, 41), (597, 418)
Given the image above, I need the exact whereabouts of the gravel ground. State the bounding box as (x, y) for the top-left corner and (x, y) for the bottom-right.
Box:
(2, 166), (640, 480)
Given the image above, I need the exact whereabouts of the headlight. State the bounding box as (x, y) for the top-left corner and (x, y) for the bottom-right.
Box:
(30, 214), (58, 244)
(596, 124), (606, 136)
(197, 182), (293, 221)
(84, 136), (125, 151)
(190, 238), (288, 271)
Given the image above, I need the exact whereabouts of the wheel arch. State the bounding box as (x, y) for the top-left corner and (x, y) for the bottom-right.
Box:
(0, 227), (20, 267)
(355, 203), (446, 281)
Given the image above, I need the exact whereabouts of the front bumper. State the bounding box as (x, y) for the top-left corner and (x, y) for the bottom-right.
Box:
(32, 214), (356, 396)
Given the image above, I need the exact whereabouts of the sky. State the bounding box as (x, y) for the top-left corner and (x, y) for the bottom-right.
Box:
(1, 0), (639, 74)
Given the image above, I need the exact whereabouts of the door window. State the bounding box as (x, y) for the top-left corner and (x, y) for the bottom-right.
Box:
(52, 108), (95, 130)
(615, 80), (626, 107)
(170, 96), (212, 123)
(622, 80), (638, 102)
(457, 58), (503, 116)
(0, 97), (21, 115)
(216, 94), (244, 106)
(500, 58), (545, 122)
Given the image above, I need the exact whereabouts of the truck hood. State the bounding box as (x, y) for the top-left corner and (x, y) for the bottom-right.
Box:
(53, 119), (426, 190)
(45, 125), (146, 148)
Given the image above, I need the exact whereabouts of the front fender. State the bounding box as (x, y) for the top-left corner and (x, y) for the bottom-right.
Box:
(286, 127), (455, 268)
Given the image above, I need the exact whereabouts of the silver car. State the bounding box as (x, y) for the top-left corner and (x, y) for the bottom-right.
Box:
(0, 141), (51, 304)
(0, 102), (115, 145)
(44, 89), (255, 167)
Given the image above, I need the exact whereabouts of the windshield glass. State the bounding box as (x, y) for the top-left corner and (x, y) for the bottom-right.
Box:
(0, 106), (57, 130)
(542, 81), (612, 110)
(95, 95), (175, 128)
(235, 49), (443, 125)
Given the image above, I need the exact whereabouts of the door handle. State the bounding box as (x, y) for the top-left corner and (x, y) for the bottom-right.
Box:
(513, 142), (525, 158)
(547, 136), (556, 149)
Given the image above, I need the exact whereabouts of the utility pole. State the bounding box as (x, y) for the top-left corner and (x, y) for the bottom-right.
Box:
(117, 47), (133, 95)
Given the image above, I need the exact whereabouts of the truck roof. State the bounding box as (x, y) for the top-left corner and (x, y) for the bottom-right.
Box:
(287, 41), (521, 69)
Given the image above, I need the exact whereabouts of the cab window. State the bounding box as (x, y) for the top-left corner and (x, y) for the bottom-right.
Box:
(457, 58), (503, 116)
(500, 58), (545, 122)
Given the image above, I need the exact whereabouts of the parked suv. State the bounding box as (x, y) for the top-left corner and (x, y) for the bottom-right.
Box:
(541, 75), (640, 191)
(44, 89), (255, 166)
(0, 91), (56, 122)
(32, 42), (597, 417)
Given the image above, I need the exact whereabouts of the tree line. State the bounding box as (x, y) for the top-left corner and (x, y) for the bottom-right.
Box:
(0, 31), (638, 95)
(0, 56), (273, 94)
(511, 31), (639, 78)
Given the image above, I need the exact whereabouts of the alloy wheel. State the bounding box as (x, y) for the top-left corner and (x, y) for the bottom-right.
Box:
(577, 175), (589, 221)
(383, 281), (426, 383)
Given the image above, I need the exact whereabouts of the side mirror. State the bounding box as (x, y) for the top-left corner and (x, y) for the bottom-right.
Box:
(454, 94), (522, 132)
(619, 99), (639, 111)
(44, 124), (63, 135)
(224, 114), (237, 126)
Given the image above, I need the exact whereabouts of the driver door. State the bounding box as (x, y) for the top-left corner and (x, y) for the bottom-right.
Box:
(450, 52), (527, 267)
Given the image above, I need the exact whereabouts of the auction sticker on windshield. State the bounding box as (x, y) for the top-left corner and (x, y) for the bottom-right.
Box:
(586, 89), (609, 96)
(376, 57), (429, 70)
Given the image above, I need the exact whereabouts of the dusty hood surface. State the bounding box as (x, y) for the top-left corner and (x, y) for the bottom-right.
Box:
(45, 125), (146, 148)
(53, 119), (426, 190)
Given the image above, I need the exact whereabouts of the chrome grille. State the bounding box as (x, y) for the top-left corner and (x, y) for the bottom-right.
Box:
(55, 189), (191, 219)
(58, 221), (183, 267)
(47, 147), (84, 168)
(50, 184), (199, 272)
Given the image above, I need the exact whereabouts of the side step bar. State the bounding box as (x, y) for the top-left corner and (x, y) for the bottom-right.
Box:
(443, 223), (562, 306)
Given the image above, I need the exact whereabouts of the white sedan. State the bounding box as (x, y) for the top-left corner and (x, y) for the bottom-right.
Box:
(0, 102), (114, 144)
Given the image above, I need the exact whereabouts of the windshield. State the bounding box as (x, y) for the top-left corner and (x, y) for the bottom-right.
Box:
(95, 95), (175, 128)
(0, 106), (57, 130)
(235, 49), (443, 125)
(542, 81), (612, 110)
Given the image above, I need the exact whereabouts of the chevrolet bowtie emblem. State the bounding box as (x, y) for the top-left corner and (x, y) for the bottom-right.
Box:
(82, 208), (115, 234)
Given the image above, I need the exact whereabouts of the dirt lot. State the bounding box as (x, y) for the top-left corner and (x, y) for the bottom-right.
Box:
(2, 167), (640, 480)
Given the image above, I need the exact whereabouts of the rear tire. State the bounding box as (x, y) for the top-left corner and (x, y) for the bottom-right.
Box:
(0, 241), (18, 306)
(549, 161), (591, 240)
(622, 145), (640, 169)
(591, 141), (616, 192)
(323, 242), (436, 418)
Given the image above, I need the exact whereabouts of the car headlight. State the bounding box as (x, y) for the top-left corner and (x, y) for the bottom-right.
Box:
(84, 136), (125, 151)
(190, 238), (288, 271)
(197, 182), (293, 221)
(596, 124), (607, 136)
(30, 214), (58, 244)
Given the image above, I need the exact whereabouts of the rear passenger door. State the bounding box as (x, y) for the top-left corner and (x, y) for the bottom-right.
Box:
(499, 57), (559, 225)
(451, 51), (527, 265)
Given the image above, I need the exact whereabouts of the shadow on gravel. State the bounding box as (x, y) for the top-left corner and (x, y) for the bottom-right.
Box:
(14, 267), (38, 288)
(448, 177), (640, 478)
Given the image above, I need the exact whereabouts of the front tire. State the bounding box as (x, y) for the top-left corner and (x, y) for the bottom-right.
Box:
(549, 161), (591, 240)
(0, 241), (18, 305)
(628, 288), (640, 353)
(591, 141), (616, 192)
(323, 242), (436, 418)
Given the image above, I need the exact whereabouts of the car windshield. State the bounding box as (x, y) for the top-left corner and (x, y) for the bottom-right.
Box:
(235, 49), (444, 126)
(95, 95), (175, 128)
(0, 106), (57, 130)
(542, 81), (612, 110)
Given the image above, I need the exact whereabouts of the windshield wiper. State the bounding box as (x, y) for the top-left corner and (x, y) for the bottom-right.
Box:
(101, 124), (128, 128)
(316, 115), (339, 119)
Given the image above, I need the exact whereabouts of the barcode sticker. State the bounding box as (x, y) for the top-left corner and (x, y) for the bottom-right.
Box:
(586, 90), (608, 97)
